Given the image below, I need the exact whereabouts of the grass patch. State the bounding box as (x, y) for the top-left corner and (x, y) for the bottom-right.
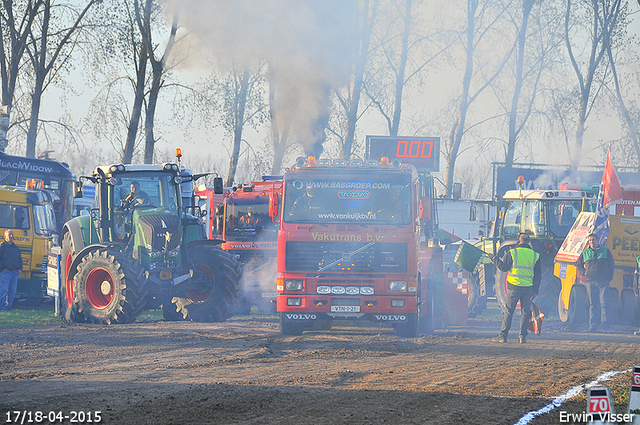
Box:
(0, 306), (62, 329)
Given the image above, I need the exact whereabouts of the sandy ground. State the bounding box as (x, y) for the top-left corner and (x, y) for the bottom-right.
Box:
(1, 312), (639, 425)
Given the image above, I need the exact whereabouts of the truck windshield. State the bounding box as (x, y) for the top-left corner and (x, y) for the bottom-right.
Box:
(283, 173), (412, 225)
(33, 204), (55, 235)
(225, 201), (277, 239)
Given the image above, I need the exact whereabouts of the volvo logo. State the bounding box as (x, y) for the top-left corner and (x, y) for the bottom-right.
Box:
(285, 313), (316, 320)
(374, 314), (406, 321)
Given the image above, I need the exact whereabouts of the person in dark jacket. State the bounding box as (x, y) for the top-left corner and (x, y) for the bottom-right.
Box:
(576, 233), (614, 332)
(490, 233), (541, 344)
(0, 229), (23, 310)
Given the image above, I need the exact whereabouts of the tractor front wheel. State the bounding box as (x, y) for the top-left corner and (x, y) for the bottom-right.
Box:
(75, 249), (146, 324)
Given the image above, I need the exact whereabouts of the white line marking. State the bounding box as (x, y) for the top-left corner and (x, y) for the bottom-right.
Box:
(514, 369), (629, 425)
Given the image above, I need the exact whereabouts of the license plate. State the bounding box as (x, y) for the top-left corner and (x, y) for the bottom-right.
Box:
(261, 292), (277, 298)
(331, 305), (361, 313)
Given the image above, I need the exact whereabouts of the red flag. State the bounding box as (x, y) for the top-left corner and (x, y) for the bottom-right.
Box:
(601, 151), (623, 208)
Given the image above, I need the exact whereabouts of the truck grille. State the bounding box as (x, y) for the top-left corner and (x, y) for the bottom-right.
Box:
(285, 241), (407, 273)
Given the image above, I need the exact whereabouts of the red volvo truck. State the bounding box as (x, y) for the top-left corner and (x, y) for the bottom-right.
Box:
(271, 136), (443, 336)
(217, 177), (283, 313)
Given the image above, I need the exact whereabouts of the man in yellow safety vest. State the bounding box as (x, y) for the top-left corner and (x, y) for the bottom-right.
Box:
(490, 233), (541, 344)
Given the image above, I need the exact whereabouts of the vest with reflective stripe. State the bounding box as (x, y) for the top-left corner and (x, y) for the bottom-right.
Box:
(507, 247), (539, 287)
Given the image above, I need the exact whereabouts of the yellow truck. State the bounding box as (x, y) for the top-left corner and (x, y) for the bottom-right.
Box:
(554, 212), (639, 326)
(0, 185), (56, 302)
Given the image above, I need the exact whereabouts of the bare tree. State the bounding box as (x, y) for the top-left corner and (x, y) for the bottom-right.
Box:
(365, 0), (454, 136)
(565, 0), (622, 169)
(333, 0), (381, 159)
(23, 0), (99, 157)
(443, 0), (513, 198)
(136, 0), (179, 163)
(601, 3), (639, 169)
(0, 0), (43, 138)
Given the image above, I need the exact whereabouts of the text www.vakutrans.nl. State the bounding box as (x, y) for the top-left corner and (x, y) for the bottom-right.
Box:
(317, 212), (376, 220)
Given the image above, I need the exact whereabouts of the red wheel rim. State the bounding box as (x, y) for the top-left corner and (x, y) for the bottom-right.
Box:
(185, 263), (215, 303)
(64, 252), (73, 308)
(85, 267), (115, 309)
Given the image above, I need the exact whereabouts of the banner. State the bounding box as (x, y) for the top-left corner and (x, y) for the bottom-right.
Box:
(593, 151), (623, 245)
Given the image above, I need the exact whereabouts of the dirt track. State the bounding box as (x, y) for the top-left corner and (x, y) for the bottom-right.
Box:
(1, 313), (639, 425)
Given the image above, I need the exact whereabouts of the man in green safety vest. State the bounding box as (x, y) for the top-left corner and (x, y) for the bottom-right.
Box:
(576, 233), (614, 333)
(490, 233), (541, 344)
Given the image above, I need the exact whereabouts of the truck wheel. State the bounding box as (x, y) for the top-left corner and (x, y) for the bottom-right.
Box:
(60, 233), (83, 323)
(567, 284), (588, 324)
(280, 313), (303, 336)
(467, 273), (487, 318)
(619, 288), (637, 326)
(75, 249), (146, 324)
(174, 246), (241, 322)
(395, 314), (419, 337)
(558, 291), (569, 322)
(607, 288), (619, 325)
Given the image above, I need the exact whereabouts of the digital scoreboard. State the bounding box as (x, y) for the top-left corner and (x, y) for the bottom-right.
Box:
(366, 136), (440, 172)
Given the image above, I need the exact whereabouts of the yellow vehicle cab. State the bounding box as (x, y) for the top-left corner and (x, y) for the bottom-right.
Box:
(0, 183), (56, 302)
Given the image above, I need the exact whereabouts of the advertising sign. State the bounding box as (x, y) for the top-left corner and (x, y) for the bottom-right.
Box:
(555, 212), (594, 263)
(606, 215), (640, 268)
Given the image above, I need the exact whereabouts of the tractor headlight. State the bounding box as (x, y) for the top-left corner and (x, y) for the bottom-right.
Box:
(389, 281), (407, 292)
(285, 279), (303, 291)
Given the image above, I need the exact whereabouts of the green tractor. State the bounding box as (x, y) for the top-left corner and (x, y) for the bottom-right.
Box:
(60, 162), (241, 324)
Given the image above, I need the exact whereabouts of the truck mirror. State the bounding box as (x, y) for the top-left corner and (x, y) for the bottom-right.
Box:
(268, 192), (279, 218)
(452, 183), (462, 200)
(469, 205), (477, 221)
(73, 181), (84, 199)
(213, 177), (223, 194)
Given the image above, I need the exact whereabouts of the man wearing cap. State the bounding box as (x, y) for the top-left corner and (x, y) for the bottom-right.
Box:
(576, 233), (614, 332)
(490, 233), (541, 344)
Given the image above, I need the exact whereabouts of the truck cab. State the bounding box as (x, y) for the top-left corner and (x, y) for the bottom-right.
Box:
(0, 185), (56, 301)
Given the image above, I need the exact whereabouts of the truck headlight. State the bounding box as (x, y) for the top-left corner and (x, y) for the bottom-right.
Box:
(389, 281), (406, 292)
(360, 286), (374, 295)
(317, 285), (331, 295)
(346, 286), (359, 295)
(285, 280), (303, 291)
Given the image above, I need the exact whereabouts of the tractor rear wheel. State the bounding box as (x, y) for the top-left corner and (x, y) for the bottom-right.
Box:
(173, 245), (241, 322)
(74, 249), (146, 324)
(60, 232), (83, 323)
